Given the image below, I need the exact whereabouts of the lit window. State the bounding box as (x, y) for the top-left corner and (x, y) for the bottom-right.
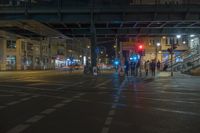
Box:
(7, 40), (16, 49)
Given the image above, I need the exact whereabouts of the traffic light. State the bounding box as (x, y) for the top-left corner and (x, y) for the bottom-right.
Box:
(136, 44), (145, 56)
(130, 54), (140, 62)
(114, 58), (120, 66)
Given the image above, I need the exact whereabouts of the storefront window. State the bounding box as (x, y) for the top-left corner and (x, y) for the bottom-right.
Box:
(7, 40), (16, 49)
(6, 55), (16, 70)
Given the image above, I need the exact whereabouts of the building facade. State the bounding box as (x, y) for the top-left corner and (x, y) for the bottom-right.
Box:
(0, 37), (91, 71)
(120, 36), (190, 65)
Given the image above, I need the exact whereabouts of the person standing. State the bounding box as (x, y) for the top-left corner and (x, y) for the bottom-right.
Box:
(125, 60), (129, 76)
(130, 61), (136, 76)
(135, 60), (140, 76)
(157, 60), (161, 71)
(144, 60), (150, 76)
(150, 60), (156, 76)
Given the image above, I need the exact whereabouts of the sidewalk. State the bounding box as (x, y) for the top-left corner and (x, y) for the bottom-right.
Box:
(138, 71), (194, 80)
(157, 71), (194, 78)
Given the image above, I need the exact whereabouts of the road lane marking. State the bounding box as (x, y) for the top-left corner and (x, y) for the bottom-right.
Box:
(5, 92), (86, 133)
(62, 99), (73, 103)
(53, 103), (66, 108)
(111, 104), (117, 109)
(57, 81), (88, 90)
(20, 97), (32, 101)
(0, 106), (6, 109)
(132, 105), (200, 116)
(136, 97), (198, 104)
(7, 101), (20, 106)
(108, 110), (115, 116)
(41, 108), (56, 115)
(26, 115), (45, 123)
(6, 124), (30, 133)
(101, 78), (127, 133)
(153, 108), (200, 116)
(95, 79), (112, 88)
(73, 95), (81, 99)
(101, 127), (110, 133)
(105, 117), (113, 125)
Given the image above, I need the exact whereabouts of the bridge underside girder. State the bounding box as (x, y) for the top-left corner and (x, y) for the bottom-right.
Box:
(0, 5), (200, 38)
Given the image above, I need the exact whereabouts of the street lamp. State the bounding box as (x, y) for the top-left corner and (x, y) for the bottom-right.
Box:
(157, 42), (161, 47)
(156, 42), (161, 63)
(176, 35), (181, 39)
(190, 34), (195, 38)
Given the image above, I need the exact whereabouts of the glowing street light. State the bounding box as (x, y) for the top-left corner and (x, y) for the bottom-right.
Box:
(176, 35), (181, 39)
(157, 42), (161, 47)
(190, 34), (195, 37)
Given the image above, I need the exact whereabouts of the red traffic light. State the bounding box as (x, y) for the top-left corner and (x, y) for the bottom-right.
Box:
(138, 45), (143, 50)
(136, 44), (145, 56)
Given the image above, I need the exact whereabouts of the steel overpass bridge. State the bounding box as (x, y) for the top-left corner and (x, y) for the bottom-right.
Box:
(0, 0), (200, 66)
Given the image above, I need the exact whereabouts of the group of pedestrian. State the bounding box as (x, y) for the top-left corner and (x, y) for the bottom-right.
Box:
(120, 60), (141, 76)
(144, 60), (161, 76)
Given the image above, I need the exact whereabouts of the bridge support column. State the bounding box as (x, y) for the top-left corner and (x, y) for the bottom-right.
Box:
(90, 0), (97, 69)
(90, 25), (97, 68)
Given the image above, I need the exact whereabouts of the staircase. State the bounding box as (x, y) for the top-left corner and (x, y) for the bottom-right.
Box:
(166, 52), (200, 73)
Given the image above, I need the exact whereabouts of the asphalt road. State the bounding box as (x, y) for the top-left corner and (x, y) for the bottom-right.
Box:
(0, 71), (200, 133)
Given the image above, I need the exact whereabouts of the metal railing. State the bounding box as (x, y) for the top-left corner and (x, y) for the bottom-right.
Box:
(166, 52), (200, 73)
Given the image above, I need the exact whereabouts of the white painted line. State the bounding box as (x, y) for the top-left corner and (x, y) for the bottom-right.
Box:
(6, 124), (30, 133)
(53, 103), (66, 108)
(57, 81), (88, 90)
(62, 99), (73, 103)
(101, 127), (110, 133)
(111, 104), (117, 109)
(114, 98), (119, 103)
(7, 101), (20, 106)
(158, 91), (199, 96)
(105, 117), (113, 125)
(73, 95), (81, 99)
(26, 115), (45, 123)
(99, 87), (107, 89)
(20, 97), (31, 101)
(108, 110), (116, 116)
(95, 79), (112, 88)
(41, 108), (56, 115)
(137, 97), (198, 104)
(154, 108), (200, 116)
(31, 95), (39, 98)
(0, 106), (6, 109)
